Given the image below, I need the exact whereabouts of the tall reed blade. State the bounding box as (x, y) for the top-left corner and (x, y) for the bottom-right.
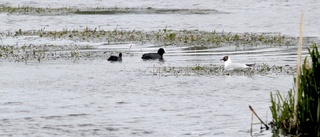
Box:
(294, 12), (304, 126)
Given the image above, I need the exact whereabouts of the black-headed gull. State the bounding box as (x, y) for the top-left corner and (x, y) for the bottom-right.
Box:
(220, 56), (254, 70)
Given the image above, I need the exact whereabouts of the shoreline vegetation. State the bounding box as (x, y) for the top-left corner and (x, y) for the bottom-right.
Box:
(270, 14), (319, 136)
(270, 43), (320, 136)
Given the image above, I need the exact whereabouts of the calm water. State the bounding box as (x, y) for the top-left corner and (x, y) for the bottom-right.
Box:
(0, 0), (320, 36)
(0, 58), (292, 137)
(0, 0), (318, 136)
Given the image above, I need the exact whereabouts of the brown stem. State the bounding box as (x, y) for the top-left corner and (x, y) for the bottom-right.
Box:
(249, 105), (269, 130)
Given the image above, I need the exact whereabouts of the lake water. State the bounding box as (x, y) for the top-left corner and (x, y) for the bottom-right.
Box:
(1, 0), (320, 37)
(0, 0), (319, 136)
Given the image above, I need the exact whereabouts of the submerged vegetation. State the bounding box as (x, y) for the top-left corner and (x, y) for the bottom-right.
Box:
(270, 43), (320, 136)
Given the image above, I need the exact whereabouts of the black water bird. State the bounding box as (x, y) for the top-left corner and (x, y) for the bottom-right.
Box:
(141, 48), (165, 60)
(108, 53), (122, 61)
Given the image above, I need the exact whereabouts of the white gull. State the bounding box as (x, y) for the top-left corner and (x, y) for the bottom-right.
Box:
(220, 56), (254, 71)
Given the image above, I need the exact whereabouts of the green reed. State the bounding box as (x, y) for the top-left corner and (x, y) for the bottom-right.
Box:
(270, 43), (320, 136)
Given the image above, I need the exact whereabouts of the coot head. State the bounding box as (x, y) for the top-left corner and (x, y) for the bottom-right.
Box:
(157, 48), (165, 56)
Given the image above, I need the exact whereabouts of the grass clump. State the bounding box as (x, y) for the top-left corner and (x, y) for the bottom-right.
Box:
(270, 43), (320, 136)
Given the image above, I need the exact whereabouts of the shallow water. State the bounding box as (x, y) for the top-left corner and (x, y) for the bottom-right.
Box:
(0, 45), (297, 136)
(0, 57), (292, 137)
(0, 0), (318, 136)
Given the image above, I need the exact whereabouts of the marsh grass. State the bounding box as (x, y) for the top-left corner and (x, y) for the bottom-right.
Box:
(270, 43), (320, 136)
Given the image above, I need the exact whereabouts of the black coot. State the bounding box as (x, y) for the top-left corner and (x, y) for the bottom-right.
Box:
(108, 53), (122, 61)
(141, 48), (165, 60)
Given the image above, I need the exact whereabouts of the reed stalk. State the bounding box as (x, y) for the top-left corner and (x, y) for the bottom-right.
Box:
(270, 43), (320, 136)
(294, 12), (304, 127)
(270, 13), (320, 136)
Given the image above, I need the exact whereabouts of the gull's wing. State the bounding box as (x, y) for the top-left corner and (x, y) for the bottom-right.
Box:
(226, 63), (250, 70)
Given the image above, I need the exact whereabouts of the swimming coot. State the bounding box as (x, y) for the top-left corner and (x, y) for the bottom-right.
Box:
(141, 48), (165, 60)
(108, 53), (122, 61)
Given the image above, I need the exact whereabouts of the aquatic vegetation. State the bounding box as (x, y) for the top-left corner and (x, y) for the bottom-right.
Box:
(0, 43), (96, 62)
(0, 6), (74, 15)
(0, 28), (300, 76)
(191, 65), (205, 71)
(270, 44), (320, 136)
(148, 63), (296, 77)
(75, 7), (226, 15)
(0, 6), (226, 15)
(0, 27), (314, 77)
(3, 28), (311, 48)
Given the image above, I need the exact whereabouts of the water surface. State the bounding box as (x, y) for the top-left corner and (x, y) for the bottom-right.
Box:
(0, 0), (317, 136)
